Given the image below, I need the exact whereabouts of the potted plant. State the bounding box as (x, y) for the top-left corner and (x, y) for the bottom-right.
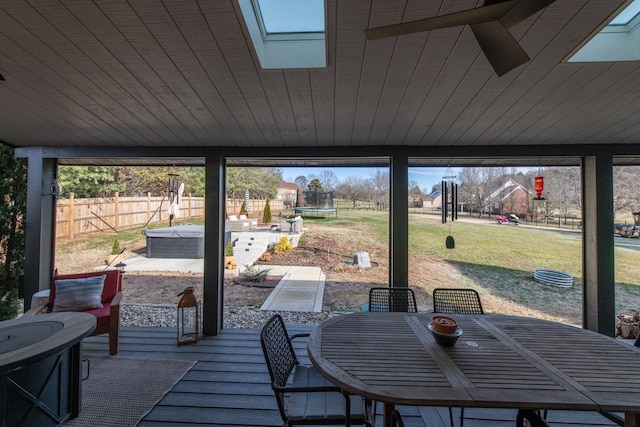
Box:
(224, 240), (236, 269)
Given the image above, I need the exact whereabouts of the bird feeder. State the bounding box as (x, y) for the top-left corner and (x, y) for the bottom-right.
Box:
(177, 286), (199, 345)
(534, 176), (545, 200)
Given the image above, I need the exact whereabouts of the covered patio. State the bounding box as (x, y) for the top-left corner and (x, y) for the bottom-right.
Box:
(85, 325), (621, 427)
(1, 0), (640, 425)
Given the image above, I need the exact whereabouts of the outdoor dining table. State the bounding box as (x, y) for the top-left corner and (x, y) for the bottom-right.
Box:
(307, 312), (640, 427)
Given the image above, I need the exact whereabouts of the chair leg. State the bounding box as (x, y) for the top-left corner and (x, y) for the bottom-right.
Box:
(516, 409), (550, 427)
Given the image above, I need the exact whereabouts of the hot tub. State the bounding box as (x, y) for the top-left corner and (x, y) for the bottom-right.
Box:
(144, 225), (205, 259)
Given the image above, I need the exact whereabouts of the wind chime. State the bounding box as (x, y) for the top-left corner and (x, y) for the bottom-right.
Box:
(168, 173), (180, 227)
(442, 166), (457, 249)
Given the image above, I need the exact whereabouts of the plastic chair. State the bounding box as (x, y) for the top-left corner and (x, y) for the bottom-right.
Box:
(432, 288), (484, 427)
(432, 288), (484, 315)
(260, 314), (373, 427)
(391, 410), (405, 427)
(368, 287), (417, 313)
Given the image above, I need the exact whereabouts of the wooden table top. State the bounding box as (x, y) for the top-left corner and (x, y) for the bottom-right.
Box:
(307, 312), (640, 416)
(0, 312), (96, 372)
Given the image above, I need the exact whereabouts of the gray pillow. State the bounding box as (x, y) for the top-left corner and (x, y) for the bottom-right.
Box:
(52, 275), (106, 312)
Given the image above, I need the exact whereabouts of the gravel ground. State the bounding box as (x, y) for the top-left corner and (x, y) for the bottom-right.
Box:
(121, 303), (344, 329)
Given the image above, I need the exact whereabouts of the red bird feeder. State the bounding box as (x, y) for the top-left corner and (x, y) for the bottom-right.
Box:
(534, 176), (544, 200)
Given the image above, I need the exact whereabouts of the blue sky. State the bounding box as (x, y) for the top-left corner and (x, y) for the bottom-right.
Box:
(281, 167), (455, 193)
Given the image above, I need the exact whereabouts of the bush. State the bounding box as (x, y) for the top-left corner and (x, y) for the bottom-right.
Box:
(241, 265), (272, 283)
(263, 198), (272, 224)
(225, 240), (234, 256)
(0, 144), (26, 320)
(273, 236), (293, 254)
(111, 239), (121, 255)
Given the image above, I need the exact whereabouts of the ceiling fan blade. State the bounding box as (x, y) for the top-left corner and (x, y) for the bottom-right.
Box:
(364, 0), (518, 40)
(470, 21), (529, 76)
(500, 0), (557, 28)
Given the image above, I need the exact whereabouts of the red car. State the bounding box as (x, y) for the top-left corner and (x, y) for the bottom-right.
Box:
(495, 214), (521, 225)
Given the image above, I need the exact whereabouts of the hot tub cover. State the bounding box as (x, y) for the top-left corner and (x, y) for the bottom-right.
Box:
(143, 225), (204, 238)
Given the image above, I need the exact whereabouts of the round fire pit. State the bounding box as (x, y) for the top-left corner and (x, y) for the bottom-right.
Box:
(533, 269), (573, 288)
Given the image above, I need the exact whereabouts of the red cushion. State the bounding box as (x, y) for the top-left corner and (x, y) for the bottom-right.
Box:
(50, 269), (120, 308)
(84, 304), (112, 327)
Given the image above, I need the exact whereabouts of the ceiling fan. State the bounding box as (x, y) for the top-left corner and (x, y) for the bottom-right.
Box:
(364, 0), (556, 77)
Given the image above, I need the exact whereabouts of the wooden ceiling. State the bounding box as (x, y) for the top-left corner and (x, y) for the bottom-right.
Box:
(0, 0), (637, 150)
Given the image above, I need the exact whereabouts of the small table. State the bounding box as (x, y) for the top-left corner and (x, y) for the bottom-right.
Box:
(0, 312), (96, 426)
(307, 312), (640, 427)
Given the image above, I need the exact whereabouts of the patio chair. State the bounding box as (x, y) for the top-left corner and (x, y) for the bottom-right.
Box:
(368, 287), (417, 312)
(25, 269), (123, 355)
(432, 288), (484, 427)
(391, 410), (405, 427)
(260, 314), (373, 427)
(432, 288), (484, 315)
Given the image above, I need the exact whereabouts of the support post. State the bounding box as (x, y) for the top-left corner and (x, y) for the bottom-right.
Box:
(203, 153), (225, 335)
(23, 150), (57, 309)
(390, 154), (409, 288)
(582, 154), (615, 335)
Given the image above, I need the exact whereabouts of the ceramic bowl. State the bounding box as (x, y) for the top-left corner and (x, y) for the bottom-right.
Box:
(428, 322), (463, 347)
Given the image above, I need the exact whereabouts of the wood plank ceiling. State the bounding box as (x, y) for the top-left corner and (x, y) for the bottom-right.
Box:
(0, 0), (636, 149)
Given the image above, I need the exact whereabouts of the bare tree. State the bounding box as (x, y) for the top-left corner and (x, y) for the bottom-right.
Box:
(294, 175), (308, 189)
(614, 166), (640, 215)
(458, 167), (501, 217)
(370, 169), (389, 210)
(318, 170), (340, 191)
(337, 176), (370, 208)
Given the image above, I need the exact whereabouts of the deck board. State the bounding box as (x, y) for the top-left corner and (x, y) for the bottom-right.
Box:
(81, 326), (619, 427)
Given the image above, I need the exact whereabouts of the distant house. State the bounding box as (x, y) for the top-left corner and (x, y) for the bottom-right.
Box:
(486, 179), (535, 216)
(277, 181), (298, 208)
(429, 191), (442, 209)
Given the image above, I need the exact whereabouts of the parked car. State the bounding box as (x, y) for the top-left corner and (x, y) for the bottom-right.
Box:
(494, 214), (521, 225)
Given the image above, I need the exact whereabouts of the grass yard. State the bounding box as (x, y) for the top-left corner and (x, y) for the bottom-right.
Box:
(54, 208), (640, 330)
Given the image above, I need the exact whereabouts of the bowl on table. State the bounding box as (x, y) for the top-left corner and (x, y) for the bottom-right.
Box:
(428, 316), (463, 347)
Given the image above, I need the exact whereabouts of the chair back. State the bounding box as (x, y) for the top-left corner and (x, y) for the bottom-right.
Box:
(49, 269), (122, 308)
(369, 287), (417, 312)
(261, 314), (299, 388)
(433, 288), (484, 314)
(261, 314), (299, 419)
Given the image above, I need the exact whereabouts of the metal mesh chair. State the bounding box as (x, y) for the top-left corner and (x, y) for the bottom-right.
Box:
(432, 288), (483, 427)
(432, 288), (484, 315)
(368, 287), (418, 313)
(260, 314), (372, 427)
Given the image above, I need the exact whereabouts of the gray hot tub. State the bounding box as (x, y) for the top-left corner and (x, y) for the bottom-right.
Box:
(144, 225), (205, 258)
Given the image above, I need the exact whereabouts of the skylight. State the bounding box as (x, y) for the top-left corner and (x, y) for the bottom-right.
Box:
(238, 0), (327, 69)
(568, 0), (640, 62)
(256, 0), (324, 34)
(610, 0), (640, 26)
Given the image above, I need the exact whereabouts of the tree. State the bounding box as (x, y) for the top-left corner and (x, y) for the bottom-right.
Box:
(58, 166), (125, 198)
(294, 175), (308, 189)
(337, 176), (370, 208)
(263, 198), (272, 224)
(409, 185), (423, 207)
(226, 167), (282, 199)
(614, 166), (640, 214)
(0, 144), (26, 320)
(318, 170), (339, 191)
(458, 167), (502, 217)
(308, 178), (324, 191)
(370, 169), (389, 210)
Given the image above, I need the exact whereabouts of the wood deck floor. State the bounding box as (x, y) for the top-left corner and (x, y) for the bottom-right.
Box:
(82, 326), (620, 427)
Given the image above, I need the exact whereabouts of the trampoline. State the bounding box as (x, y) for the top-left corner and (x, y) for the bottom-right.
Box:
(293, 207), (338, 218)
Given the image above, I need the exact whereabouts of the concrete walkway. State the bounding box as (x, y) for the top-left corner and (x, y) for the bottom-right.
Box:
(259, 266), (325, 313)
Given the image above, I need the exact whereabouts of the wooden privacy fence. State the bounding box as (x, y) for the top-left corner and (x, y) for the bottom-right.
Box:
(56, 193), (283, 240)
